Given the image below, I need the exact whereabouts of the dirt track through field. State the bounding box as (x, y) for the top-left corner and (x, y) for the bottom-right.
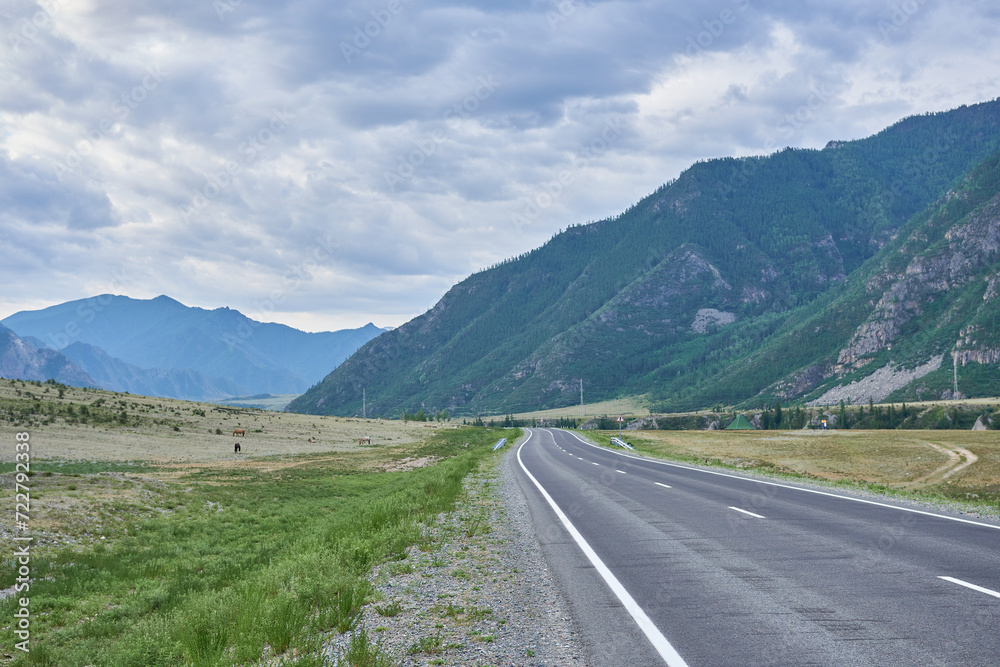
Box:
(908, 443), (979, 487)
(616, 429), (1000, 492)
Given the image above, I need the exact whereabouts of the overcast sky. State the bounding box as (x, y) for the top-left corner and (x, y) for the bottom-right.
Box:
(2, 0), (999, 332)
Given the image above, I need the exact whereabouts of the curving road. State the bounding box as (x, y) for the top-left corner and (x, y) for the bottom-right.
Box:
(511, 428), (1000, 666)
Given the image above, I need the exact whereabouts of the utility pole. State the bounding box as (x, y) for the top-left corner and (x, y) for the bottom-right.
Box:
(580, 379), (584, 418)
(363, 388), (366, 419)
(953, 352), (959, 396)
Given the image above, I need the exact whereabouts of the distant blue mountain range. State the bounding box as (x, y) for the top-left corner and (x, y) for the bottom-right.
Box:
(2, 295), (385, 402)
(0, 324), (96, 387)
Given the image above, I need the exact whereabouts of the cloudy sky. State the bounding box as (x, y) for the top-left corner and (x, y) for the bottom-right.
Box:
(2, 0), (999, 332)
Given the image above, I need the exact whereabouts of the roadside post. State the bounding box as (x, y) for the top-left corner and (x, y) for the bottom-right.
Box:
(611, 437), (634, 450)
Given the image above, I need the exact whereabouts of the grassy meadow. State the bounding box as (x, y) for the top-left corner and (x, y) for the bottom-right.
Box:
(507, 396), (651, 421)
(587, 428), (1000, 509)
(0, 379), (517, 666)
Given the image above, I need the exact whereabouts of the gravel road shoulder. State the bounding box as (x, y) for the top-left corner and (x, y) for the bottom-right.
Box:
(325, 442), (585, 665)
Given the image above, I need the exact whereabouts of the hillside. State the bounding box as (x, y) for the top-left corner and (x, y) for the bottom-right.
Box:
(0, 324), (96, 387)
(60, 341), (245, 401)
(289, 99), (1000, 417)
(725, 150), (1000, 410)
(3, 296), (384, 400)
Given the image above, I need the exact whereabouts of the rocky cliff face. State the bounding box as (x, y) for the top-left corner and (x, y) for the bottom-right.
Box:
(746, 154), (1000, 408)
(766, 364), (831, 401)
(954, 324), (1000, 365)
(590, 244), (736, 336)
(836, 189), (1000, 374)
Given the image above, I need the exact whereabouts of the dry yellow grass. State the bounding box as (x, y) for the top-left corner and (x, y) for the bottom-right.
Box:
(507, 396), (650, 420)
(619, 429), (1000, 492)
(0, 380), (453, 464)
(0, 379), (465, 549)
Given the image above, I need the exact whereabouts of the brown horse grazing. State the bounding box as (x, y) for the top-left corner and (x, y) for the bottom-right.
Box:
(233, 429), (245, 437)
(358, 437), (371, 445)
(234, 442), (241, 453)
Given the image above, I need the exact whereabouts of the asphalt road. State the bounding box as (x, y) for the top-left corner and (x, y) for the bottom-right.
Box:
(512, 428), (1000, 666)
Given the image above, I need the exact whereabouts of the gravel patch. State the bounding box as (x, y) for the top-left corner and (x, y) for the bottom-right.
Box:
(324, 449), (585, 666)
(807, 355), (944, 406)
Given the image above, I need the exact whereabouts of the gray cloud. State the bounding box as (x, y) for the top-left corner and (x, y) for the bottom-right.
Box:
(1, 0), (998, 330)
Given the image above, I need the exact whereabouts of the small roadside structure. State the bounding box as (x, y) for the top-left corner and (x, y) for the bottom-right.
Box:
(725, 414), (756, 430)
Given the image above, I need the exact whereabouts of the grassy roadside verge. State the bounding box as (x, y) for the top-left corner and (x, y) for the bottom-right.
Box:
(331, 445), (581, 666)
(578, 429), (1000, 516)
(1, 427), (519, 666)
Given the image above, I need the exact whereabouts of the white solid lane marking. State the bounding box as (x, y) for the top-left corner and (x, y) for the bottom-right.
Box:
(939, 576), (1000, 599)
(558, 430), (1000, 532)
(729, 507), (765, 519)
(655, 482), (672, 489)
(518, 430), (688, 667)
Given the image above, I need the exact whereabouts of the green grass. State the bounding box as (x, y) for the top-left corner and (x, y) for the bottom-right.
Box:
(1, 427), (520, 666)
(373, 601), (402, 618)
(333, 628), (395, 667)
(406, 633), (443, 656)
(26, 460), (160, 475)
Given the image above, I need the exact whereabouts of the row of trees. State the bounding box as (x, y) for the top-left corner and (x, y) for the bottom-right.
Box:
(400, 408), (450, 422)
(748, 400), (998, 430)
(402, 400), (996, 431)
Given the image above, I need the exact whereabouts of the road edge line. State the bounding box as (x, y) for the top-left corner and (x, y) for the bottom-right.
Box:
(729, 506), (765, 519)
(559, 430), (1000, 532)
(939, 576), (1000, 599)
(516, 429), (688, 667)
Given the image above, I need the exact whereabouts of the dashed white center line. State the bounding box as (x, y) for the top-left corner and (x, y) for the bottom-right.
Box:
(939, 576), (1000, 599)
(616, 470), (627, 475)
(592, 462), (600, 466)
(655, 482), (672, 489)
(729, 507), (765, 519)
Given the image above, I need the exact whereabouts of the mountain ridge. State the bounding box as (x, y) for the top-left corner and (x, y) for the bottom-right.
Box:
(60, 341), (245, 401)
(3, 296), (385, 401)
(0, 324), (96, 387)
(288, 98), (1000, 417)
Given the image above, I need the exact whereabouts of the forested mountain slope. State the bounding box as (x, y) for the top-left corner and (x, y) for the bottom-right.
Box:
(718, 150), (1000, 410)
(289, 99), (1000, 417)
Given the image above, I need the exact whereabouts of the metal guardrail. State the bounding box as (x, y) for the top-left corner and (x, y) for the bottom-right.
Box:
(610, 437), (634, 450)
(492, 438), (508, 451)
